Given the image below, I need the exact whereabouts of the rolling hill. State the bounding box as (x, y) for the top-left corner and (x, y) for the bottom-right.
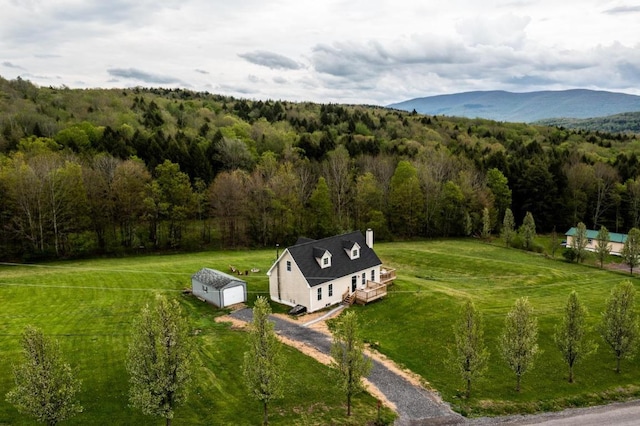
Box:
(387, 89), (640, 123)
(535, 111), (640, 133)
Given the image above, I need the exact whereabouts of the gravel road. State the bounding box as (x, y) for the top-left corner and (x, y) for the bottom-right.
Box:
(231, 308), (640, 425)
(230, 308), (463, 425)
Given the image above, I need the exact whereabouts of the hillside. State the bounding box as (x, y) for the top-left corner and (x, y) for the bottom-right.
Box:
(2, 75), (640, 262)
(536, 111), (640, 133)
(388, 89), (640, 123)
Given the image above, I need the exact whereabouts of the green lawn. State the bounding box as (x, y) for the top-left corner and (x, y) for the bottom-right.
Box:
(0, 252), (393, 425)
(361, 239), (640, 416)
(2, 239), (639, 423)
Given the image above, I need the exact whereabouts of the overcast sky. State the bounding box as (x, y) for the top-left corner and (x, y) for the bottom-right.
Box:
(2, 0), (640, 105)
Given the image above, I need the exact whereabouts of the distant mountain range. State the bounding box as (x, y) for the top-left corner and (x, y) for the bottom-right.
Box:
(387, 89), (640, 123)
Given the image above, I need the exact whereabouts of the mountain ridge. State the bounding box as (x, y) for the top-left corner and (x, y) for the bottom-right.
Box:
(387, 89), (640, 123)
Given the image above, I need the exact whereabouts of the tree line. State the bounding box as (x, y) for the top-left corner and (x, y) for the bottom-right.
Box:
(3, 77), (640, 260)
(452, 281), (638, 400)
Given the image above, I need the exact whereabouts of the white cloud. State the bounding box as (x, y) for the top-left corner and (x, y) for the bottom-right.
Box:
(0, 0), (638, 104)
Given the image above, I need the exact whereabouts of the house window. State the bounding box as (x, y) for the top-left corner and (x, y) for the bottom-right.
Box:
(202, 285), (208, 293)
(362, 272), (366, 285)
(286, 260), (291, 271)
(323, 257), (329, 266)
(329, 283), (333, 297)
(317, 287), (322, 301)
(352, 248), (359, 258)
(371, 269), (375, 282)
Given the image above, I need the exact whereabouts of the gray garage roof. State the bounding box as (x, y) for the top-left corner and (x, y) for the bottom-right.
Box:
(192, 268), (246, 290)
(288, 231), (381, 287)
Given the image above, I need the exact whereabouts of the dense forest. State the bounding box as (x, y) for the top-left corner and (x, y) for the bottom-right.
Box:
(536, 111), (640, 134)
(2, 75), (640, 261)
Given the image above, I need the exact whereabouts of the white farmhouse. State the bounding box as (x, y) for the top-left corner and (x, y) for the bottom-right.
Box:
(267, 230), (395, 314)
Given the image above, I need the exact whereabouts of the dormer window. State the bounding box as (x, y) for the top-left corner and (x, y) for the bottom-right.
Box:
(343, 241), (361, 260)
(314, 247), (332, 269)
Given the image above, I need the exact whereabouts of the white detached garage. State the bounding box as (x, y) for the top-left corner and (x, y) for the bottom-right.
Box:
(191, 268), (247, 308)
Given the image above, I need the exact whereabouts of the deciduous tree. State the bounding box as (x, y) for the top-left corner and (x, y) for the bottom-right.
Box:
(622, 227), (640, 275)
(243, 297), (284, 426)
(595, 226), (611, 268)
(501, 208), (515, 247)
(554, 291), (596, 383)
(485, 167), (511, 223)
(389, 160), (423, 237)
(307, 176), (337, 238)
(450, 300), (489, 398)
(500, 297), (538, 392)
(520, 211), (536, 251)
(572, 222), (589, 263)
(6, 326), (83, 426)
(127, 295), (193, 426)
(330, 310), (372, 416)
(481, 207), (491, 240)
(599, 281), (638, 373)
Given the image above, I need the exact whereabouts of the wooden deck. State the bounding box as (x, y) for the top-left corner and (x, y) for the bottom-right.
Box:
(355, 281), (387, 305)
(343, 266), (396, 306)
(379, 267), (396, 285)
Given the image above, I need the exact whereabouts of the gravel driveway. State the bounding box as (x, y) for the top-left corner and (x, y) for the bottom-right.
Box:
(230, 308), (463, 425)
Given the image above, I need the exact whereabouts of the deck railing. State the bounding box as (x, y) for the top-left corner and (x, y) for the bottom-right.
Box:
(355, 281), (387, 304)
(379, 267), (396, 284)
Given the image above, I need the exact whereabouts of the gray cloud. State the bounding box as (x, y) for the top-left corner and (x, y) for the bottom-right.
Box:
(195, 69), (209, 74)
(2, 61), (24, 69)
(238, 50), (302, 70)
(107, 68), (183, 85)
(273, 76), (287, 84)
(603, 5), (640, 14)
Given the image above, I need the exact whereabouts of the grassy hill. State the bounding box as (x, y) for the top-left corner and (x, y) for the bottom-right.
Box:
(388, 89), (640, 124)
(3, 240), (640, 422)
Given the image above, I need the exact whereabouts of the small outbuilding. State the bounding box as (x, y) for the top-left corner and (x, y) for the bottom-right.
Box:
(565, 227), (627, 256)
(191, 268), (247, 308)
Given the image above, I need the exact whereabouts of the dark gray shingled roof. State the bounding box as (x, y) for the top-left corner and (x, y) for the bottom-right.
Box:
(192, 268), (245, 290)
(287, 231), (381, 287)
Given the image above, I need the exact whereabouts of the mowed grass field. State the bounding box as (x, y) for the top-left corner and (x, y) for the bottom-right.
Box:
(364, 239), (640, 416)
(2, 239), (640, 423)
(0, 251), (393, 425)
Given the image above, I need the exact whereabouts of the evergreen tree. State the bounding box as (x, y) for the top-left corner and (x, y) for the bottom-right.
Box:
(6, 326), (83, 426)
(500, 297), (539, 392)
(243, 297), (284, 426)
(554, 291), (596, 383)
(599, 281), (638, 373)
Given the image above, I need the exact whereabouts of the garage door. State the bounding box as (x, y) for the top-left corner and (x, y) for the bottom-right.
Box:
(223, 285), (245, 307)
